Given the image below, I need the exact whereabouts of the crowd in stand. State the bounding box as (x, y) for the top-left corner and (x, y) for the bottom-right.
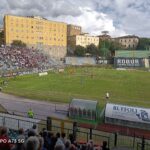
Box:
(0, 46), (63, 73)
(0, 125), (110, 150)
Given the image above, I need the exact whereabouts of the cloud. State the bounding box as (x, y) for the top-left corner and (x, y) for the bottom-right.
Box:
(0, 0), (149, 37)
(50, 7), (126, 37)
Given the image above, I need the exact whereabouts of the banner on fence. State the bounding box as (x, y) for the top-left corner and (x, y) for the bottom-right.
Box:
(114, 57), (145, 68)
(105, 103), (150, 124)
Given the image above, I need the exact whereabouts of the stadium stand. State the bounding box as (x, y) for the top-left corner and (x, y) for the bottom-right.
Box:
(0, 46), (64, 74)
(0, 126), (105, 150)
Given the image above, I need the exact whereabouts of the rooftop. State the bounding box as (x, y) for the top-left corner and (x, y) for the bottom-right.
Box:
(116, 35), (139, 39)
(115, 50), (150, 58)
(4, 14), (66, 24)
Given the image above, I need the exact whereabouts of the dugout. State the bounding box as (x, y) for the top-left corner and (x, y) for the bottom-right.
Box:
(69, 98), (99, 121)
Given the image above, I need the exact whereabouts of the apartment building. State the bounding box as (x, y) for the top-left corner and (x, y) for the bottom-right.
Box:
(4, 15), (67, 58)
(115, 35), (139, 49)
(67, 24), (82, 36)
(68, 33), (99, 53)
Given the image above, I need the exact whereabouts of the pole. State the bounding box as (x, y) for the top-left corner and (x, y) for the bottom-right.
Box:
(141, 136), (145, 150)
(114, 132), (118, 147)
(89, 128), (92, 140)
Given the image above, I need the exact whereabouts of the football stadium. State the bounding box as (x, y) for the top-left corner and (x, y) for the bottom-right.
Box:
(0, 10), (150, 150)
(0, 47), (150, 150)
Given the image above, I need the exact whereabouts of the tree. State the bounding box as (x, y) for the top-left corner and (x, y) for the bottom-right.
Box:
(99, 40), (124, 58)
(86, 44), (99, 56)
(109, 40), (124, 56)
(74, 45), (86, 56)
(0, 30), (4, 46)
(11, 40), (26, 48)
(98, 40), (111, 58)
(109, 41), (124, 51)
(136, 38), (150, 50)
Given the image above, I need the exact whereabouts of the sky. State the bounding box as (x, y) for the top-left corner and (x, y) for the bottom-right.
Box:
(0, 0), (150, 37)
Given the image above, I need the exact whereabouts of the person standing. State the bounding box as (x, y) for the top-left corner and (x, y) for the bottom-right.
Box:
(105, 92), (110, 103)
(27, 108), (34, 118)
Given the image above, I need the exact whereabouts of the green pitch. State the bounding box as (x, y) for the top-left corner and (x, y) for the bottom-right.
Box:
(1, 67), (150, 108)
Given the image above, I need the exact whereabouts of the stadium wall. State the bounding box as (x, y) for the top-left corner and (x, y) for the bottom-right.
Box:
(65, 57), (96, 66)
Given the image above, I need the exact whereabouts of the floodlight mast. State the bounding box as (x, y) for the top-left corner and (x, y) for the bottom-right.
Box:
(101, 31), (109, 58)
(101, 31), (109, 35)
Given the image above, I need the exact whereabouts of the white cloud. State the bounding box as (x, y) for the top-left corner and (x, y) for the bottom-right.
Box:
(48, 7), (126, 37)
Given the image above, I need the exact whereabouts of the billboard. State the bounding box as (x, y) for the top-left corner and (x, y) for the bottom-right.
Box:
(105, 103), (150, 124)
(114, 57), (145, 68)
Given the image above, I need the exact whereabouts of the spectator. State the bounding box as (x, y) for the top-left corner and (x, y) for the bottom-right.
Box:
(17, 128), (25, 141)
(100, 141), (109, 150)
(61, 133), (66, 145)
(68, 134), (74, 144)
(27, 124), (38, 138)
(11, 128), (25, 150)
(54, 144), (64, 150)
(42, 130), (49, 150)
(56, 132), (65, 147)
(47, 132), (53, 149)
(27, 129), (36, 138)
(81, 144), (86, 150)
(0, 46), (64, 73)
(37, 136), (45, 150)
(65, 140), (71, 150)
(69, 144), (76, 150)
(32, 124), (38, 135)
(86, 143), (92, 150)
(50, 135), (57, 150)
(27, 108), (34, 118)
(0, 127), (11, 150)
(25, 136), (39, 150)
(87, 140), (94, 150)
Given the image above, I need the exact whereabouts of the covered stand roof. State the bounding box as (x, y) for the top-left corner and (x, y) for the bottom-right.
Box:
(70, 98), (98, 110)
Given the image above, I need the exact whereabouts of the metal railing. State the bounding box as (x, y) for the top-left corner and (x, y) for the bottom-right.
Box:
(1, 111), (150, 150)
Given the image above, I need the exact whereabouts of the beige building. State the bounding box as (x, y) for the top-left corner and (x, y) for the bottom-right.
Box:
(0, 28), (3, 33)
(115, 35), (139, 49)
(67, 24), (82, 36)
(4, 15), (67, 58)
(68, 33), (99, 53)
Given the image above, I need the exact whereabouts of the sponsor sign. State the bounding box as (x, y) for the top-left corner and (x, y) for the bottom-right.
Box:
(96, 58), (113, 64)
(105, 103), (150, 124)
(114, 57), (145, 68)
(97, 59), (108, 64)
(39, 72), (48, 76)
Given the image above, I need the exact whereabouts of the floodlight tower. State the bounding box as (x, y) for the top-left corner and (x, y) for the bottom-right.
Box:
(102, 31), (109, 35)
(101, 31), (109, 58)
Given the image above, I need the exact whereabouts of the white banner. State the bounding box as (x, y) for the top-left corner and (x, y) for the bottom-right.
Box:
(105, 103), (150, 124)
(39, 72), (48, 76)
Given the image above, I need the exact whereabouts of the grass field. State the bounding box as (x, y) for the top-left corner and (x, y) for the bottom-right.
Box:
(1, 67), (150, 108)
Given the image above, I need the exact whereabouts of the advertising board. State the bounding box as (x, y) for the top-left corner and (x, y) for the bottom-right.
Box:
(105, 103), (150, 124)
(114, 57), (145, 68)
